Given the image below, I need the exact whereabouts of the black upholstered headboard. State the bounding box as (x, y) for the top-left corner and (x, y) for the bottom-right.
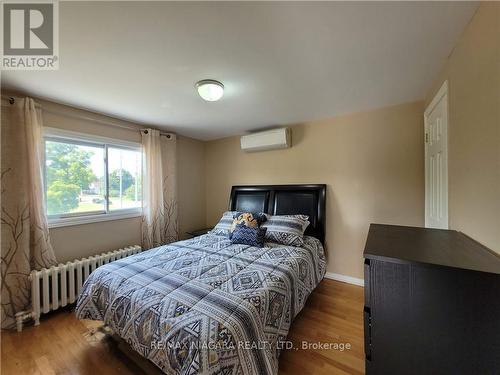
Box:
(229, 184), (326, 244)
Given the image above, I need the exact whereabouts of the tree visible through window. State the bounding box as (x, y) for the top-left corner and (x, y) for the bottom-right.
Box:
(108, 147), (142, 211)
(44, 136), (141, 219)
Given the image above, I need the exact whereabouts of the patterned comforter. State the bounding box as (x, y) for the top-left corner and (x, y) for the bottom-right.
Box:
(76, 234), (326, 375)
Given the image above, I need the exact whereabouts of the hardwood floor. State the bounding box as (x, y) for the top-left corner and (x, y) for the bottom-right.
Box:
(1, 279), (365, 375)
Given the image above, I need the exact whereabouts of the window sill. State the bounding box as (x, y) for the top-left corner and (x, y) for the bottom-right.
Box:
(48, 211), (142, 229)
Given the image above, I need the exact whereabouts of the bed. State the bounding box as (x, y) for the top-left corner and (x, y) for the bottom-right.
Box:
(76, 184), (327, 375)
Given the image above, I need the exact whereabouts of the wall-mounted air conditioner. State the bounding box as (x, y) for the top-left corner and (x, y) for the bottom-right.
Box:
(240, 128), (291, 152)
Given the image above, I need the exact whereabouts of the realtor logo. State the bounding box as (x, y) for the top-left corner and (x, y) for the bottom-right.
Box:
(1, 1), (59, 70)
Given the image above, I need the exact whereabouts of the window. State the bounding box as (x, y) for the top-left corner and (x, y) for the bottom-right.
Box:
(44, 128), (142, 227)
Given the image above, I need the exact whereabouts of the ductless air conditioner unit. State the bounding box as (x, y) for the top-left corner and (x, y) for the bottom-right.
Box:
(240, 128), (291, 152)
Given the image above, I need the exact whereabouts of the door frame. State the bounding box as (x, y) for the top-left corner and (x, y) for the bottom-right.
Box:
(424, 80), (449, 229)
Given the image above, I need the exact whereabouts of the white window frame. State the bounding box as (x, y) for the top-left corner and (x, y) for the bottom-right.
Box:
(44, 127), (142, 228)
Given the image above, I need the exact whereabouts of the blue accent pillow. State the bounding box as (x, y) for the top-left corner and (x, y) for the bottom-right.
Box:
(230, 224), (268, 248)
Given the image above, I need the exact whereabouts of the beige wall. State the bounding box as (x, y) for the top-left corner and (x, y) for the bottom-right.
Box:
(205, 101), (425, 279)
(49, 218), (142, 263)
(2, 93), (206, 262)
(177, 136), (206, 239)
(426, 2), (500, 253)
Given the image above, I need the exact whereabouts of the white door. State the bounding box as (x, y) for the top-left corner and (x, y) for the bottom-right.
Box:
(424, 81), (449, 229)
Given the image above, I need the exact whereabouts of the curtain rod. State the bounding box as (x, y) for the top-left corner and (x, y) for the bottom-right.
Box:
(140, 129), (174, 138)
(1, 94), (42, 108)
(1, 94), (175, 137)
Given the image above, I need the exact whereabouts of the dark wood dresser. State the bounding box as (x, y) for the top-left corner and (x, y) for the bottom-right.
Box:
(363, 224), (500, 375)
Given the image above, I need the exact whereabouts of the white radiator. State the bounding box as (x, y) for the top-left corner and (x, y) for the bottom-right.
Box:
(16, 245), (141, 332)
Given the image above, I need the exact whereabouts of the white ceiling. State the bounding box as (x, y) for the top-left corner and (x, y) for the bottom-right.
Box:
(2, 2), (477, 140)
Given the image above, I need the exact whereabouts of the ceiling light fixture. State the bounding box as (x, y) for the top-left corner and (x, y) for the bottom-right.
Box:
(196, 79), (224, 101)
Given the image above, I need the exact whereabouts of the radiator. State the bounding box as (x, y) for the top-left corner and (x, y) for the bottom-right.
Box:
(15, 245), (141, 332)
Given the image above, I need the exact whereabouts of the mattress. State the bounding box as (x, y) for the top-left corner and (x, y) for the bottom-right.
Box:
(75, 233), (326, 375)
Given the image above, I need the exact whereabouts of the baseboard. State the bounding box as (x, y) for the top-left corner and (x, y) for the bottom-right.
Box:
(324, 272), (364, 287)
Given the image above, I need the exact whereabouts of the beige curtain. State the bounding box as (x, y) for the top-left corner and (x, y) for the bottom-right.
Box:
(1, 97), (57, 329)
(141, 129), (178, 249)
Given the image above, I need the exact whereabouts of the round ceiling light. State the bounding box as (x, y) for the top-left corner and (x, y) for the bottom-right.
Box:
(196, 79), (224, 101)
